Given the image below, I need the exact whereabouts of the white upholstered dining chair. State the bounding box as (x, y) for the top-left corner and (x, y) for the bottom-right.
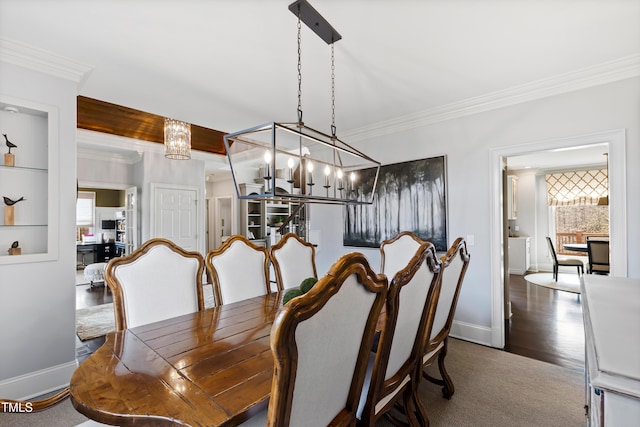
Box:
(358, 241), (443, 426)
(423, 237), (470, 400)
(240, 252), (388, 427)
(270, 232), (317, 291)
(205, 235), (270, 306)
(105, 238), (205, 331)
(380, 231), (426, 279)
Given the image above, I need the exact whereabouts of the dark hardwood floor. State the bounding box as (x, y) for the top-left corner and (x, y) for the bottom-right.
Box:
(505, 274), (584, 372)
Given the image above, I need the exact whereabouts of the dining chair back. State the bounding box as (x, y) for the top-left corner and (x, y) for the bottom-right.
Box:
(423, 237), (470, 400)
(270, 232), (317, 291)
(546, 236), (584, 281)
(105, 238), (205, 330)
(380, 231), (425, 279)
(206, 235), (270, 305)
(358, 242), (443, 426)
(240, 252), (387, 427)
(587, 240), (610, 274)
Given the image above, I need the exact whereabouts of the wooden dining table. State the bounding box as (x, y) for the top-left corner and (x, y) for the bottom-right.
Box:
(70, 291), (284, 426)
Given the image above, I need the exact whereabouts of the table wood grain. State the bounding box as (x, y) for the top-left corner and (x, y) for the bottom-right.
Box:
(70, 292), (283, 426)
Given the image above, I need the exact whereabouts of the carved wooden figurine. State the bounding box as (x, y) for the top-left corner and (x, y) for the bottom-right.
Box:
(3, 133), (17, 166)
(8, 240), (21, 255)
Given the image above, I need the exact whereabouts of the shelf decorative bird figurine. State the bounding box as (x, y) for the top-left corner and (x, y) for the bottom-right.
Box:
(3, 134), (17, 154)
(8, 240), (21, 255)
(3, 196), (25, 206)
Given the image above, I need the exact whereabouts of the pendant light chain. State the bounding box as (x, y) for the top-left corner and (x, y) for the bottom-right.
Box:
(297, 10), (303, 125)
(330, 43), (336, 139)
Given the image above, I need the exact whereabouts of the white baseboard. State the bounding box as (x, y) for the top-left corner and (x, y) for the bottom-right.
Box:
(450, 320), (493, 347)
(0, 360), (78, 400)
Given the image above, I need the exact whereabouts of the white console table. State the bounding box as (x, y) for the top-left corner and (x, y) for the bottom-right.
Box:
(581, 275), (640, 426)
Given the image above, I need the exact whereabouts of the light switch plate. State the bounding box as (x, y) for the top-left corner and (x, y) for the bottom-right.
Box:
(466, 234), (475, 246)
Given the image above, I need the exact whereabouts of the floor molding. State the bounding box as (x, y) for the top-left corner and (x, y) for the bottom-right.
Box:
(0, 360), (77, 401)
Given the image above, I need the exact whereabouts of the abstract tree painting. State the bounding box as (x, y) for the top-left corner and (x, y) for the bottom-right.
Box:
(343, 156), (448, 251)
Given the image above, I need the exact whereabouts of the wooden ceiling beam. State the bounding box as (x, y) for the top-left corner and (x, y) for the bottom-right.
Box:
(77, 96), (227, 156)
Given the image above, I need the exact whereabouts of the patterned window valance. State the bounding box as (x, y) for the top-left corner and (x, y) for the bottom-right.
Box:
(546, 169), (608, 206)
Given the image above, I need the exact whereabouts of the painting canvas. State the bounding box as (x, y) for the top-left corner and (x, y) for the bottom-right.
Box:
(343, 156), (448, 251)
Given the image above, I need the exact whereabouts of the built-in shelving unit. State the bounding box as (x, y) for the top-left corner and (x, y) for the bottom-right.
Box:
(0, 95), (59, 264)
(239, 183), (307, 247)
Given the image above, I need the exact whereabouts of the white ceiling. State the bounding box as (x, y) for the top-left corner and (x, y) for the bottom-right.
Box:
(1, 0), (639, 170)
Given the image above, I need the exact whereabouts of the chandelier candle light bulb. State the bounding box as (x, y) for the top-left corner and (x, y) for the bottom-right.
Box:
(324, 165), (331, 187)
(307, 161), (314, 185)
(287, 157), (295, 184)
(264, 150), (272, 178)
(337, 169), (344, 190)
(350, 171), (356, 191)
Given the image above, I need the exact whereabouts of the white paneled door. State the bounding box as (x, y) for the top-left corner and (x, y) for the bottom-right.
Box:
(151, 184), (199, 251)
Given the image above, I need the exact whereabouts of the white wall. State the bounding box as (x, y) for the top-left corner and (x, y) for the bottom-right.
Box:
(77, 156), (137, 188)
(0, 61), (79, 398)
(312, 77), (640, 347)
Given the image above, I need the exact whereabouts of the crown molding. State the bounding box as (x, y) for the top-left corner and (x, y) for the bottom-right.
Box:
(344, 54), (640, 142)
(0, 37), (93, 86)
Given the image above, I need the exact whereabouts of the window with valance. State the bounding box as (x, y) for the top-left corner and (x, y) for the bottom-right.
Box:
(545, 169), (608, 206)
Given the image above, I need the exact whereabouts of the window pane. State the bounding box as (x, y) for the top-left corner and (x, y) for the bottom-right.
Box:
(76, 192), (95, 226)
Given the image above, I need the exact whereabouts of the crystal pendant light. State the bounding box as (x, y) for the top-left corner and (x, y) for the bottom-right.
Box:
(164, 118), (191, 160)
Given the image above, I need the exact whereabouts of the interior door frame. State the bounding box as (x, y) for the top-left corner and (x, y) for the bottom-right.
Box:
(214, 195), (234, 249)
(489, 129), (627, 348)
(149, 182), (202, 253)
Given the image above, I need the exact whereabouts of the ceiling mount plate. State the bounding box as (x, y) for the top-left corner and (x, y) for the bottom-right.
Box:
(288, 0), (342, 44)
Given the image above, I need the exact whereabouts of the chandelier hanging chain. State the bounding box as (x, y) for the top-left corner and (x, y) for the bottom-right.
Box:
(331, 42), (336, 139)
(297, 9), (303, 125)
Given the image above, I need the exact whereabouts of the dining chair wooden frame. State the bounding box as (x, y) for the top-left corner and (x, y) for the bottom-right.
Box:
(264, 252), (388, 427)
(422, 237), (470, 400)
(205, 235), (271, 306)
(546, 236), (584, 281)
(270, 232), (317, 291)
(587, 239), (610, 275)
(358, 242), (443, 427)
(380, 231), (426, 279)
(105, 238), (205, 331)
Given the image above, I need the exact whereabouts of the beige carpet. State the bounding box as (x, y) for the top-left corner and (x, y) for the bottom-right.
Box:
(2, 338), (585, 426)
(524, 272), (582, 294)
(75, 284), (216, 341)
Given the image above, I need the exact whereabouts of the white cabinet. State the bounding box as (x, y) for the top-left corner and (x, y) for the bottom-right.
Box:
(507, 175), (518, 220)
(0, 95), (59, 264)
(582, 276), (640, 426)
(508, 237), (530, 275)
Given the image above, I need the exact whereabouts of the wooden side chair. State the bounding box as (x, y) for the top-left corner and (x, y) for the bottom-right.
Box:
(423, 237), (471, 400)
(105, 238), (205, 331)
(546, 236), (584, 281)
(205, 235), (270, 306)
(240, 252), (388, 427)
(270, 232), (317, 291)
(380, 231), (426, 278)
(587, 240), (610, 274)
(358, 242), (443, 426)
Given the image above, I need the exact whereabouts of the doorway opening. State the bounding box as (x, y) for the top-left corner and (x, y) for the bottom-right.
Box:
(490, 129), (627, 354)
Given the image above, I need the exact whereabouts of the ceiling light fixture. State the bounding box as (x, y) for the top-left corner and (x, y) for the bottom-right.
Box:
(164, 118), (191, 160)
(223, 0), (380, 205)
